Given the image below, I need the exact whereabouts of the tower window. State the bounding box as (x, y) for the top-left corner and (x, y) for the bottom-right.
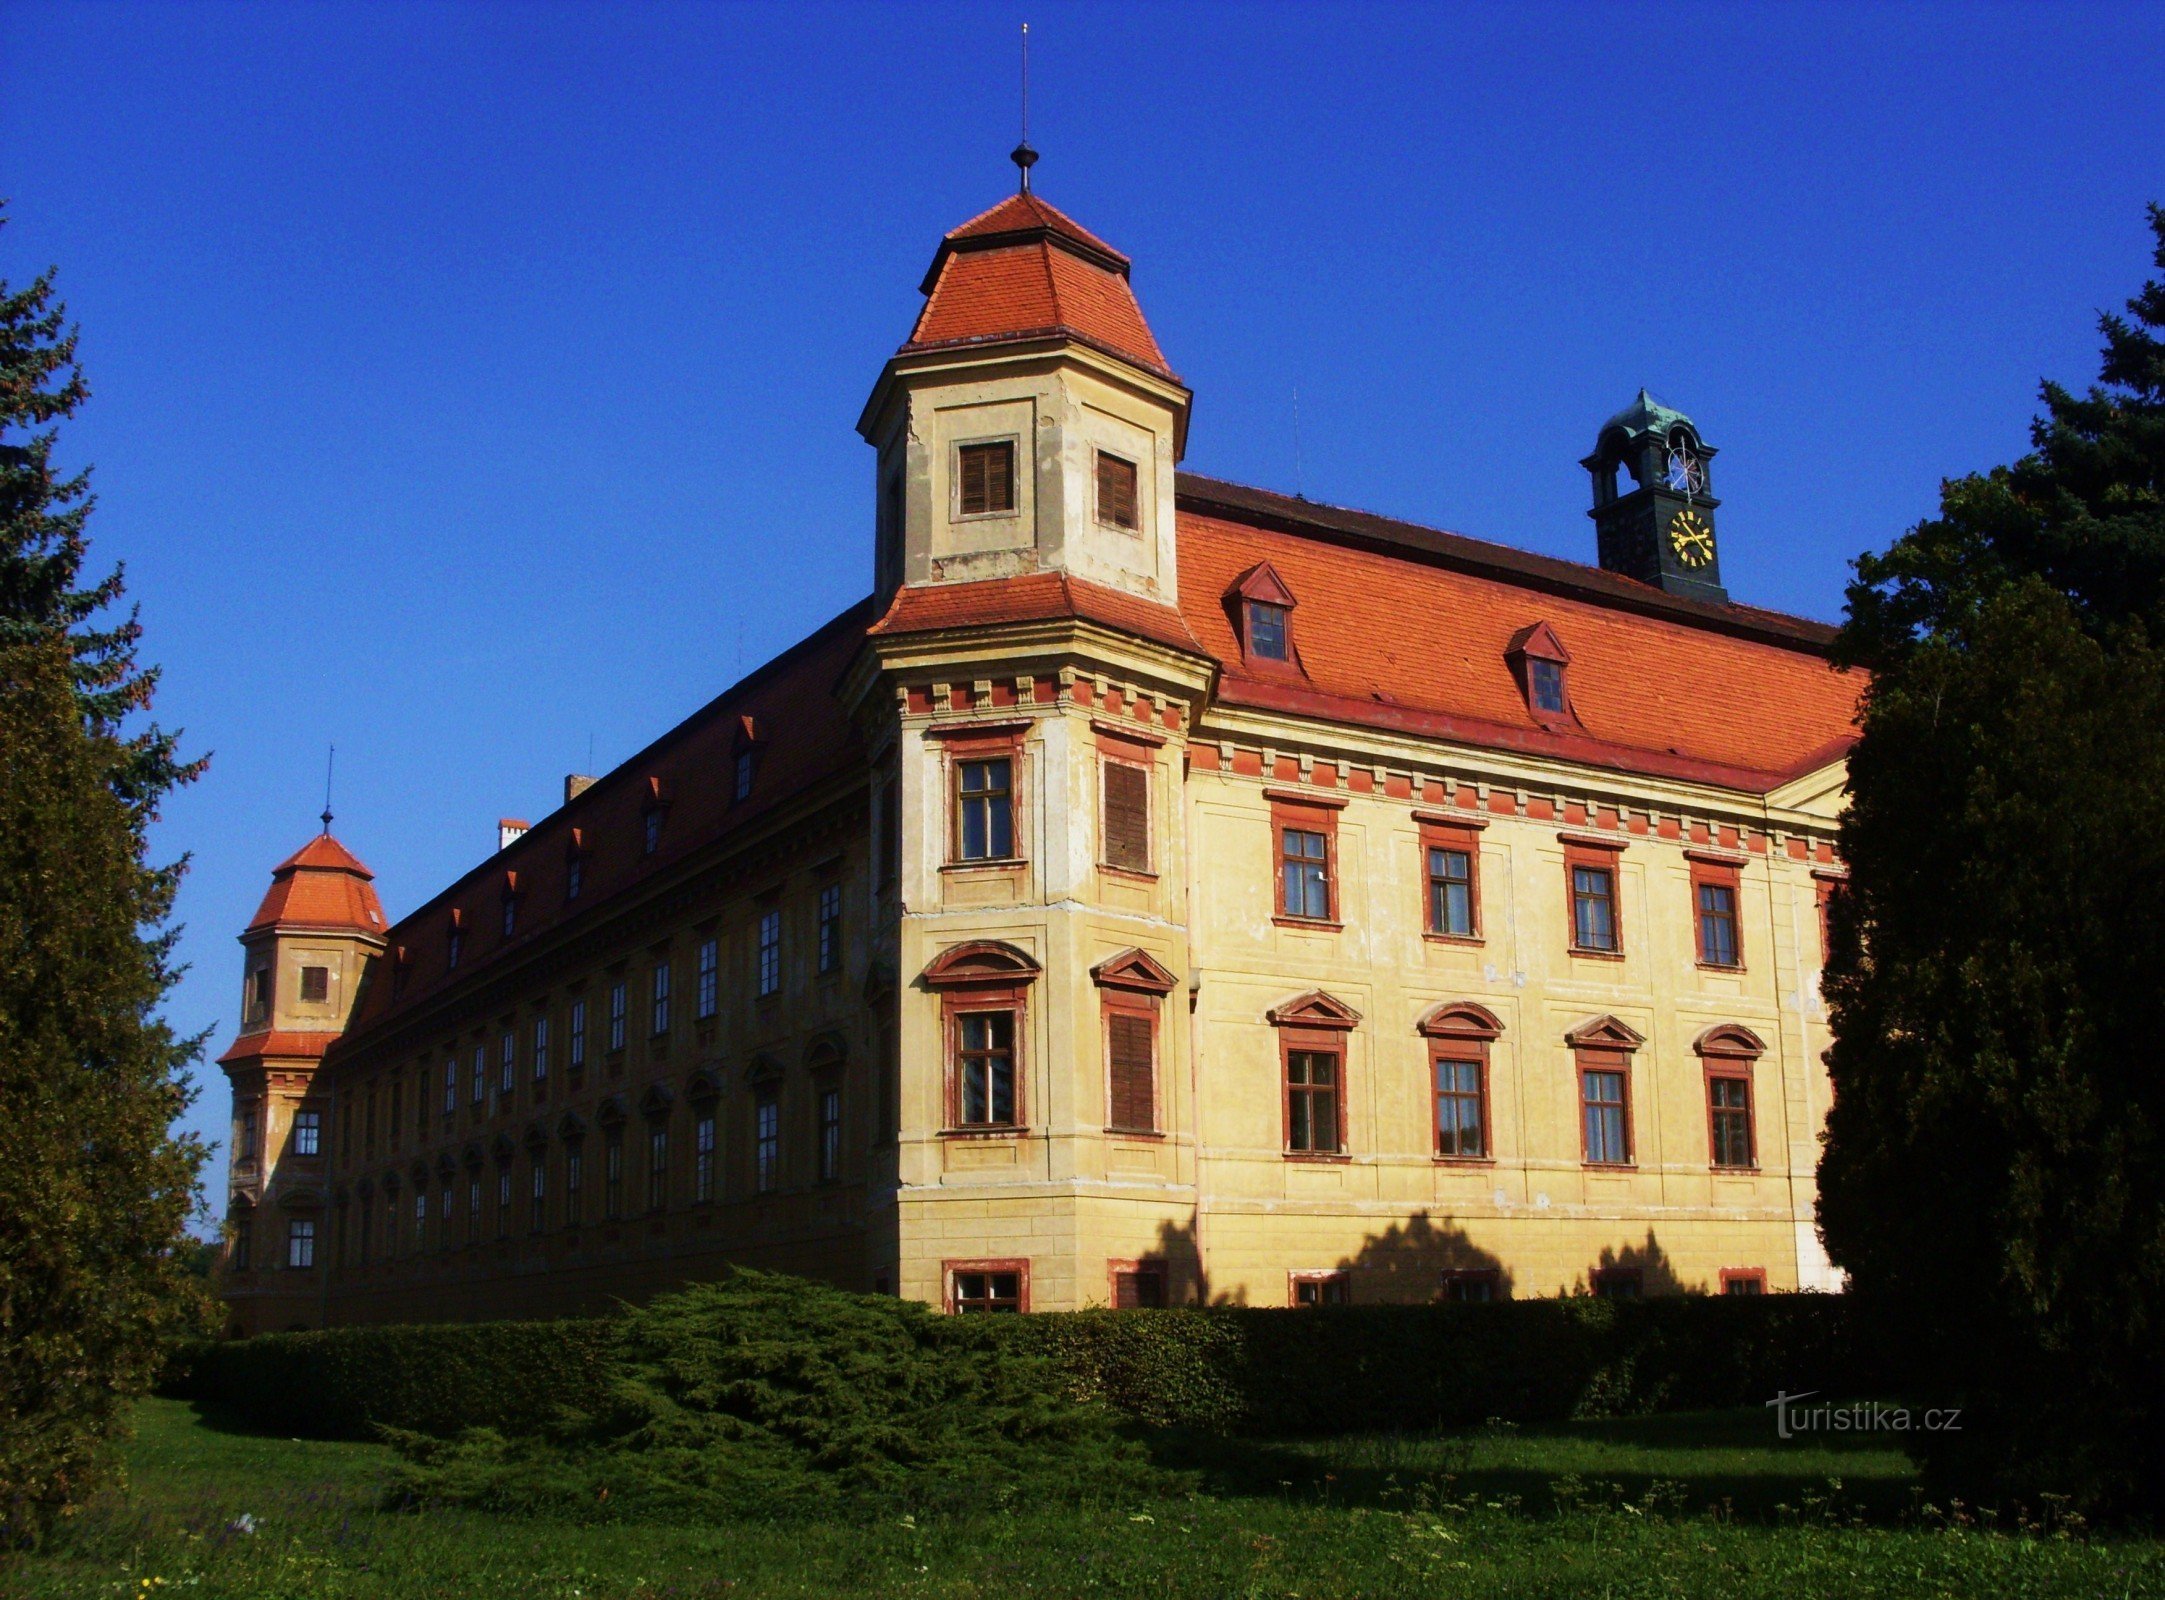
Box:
(244, 966), (272, 1025)
(293, 1109), (321, 1157)
(1530, 659), (1566, 713)
(1095, 451), (1139, 530)
(955, 758), (1015, 861)
(957, 440), (1016, 516)
(299, 965), (330, 1003)
(1247, 601), (1289, 661)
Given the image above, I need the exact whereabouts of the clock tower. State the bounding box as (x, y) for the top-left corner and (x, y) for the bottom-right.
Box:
(1582, 390), (1726, 603)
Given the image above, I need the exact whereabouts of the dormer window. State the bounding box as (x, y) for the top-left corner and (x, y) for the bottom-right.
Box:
(447, 929), (463, 969)
(1095, 451), (1139, 531)
(1251, 602), (1289, 659)
(565, 829), (588, 901)
(1229, 563), (1300, 670)
(957, 440), (1016, 517)
(643, 811), (662, 855)
(1506, 622), (1577, 728)
(734, 748), (756, 801)
(640, 778), (668, 855)
(1530, 658), (1566, 713)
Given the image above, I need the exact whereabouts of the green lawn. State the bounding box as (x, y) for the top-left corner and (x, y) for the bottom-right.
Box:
(9, 1398), (2163, 1599)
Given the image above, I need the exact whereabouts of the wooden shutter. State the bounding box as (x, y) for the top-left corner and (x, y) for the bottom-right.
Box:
(1107, 1009), (1156, 1131)
(1102, 760), (1150, 872)
(1096, 453), (1139, 529)
(959, 442), (1014, 516)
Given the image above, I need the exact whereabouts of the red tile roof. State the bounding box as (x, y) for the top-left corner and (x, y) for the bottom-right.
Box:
(903, 191), (1174, 380)
(1173, 479), (1861, 791)
(869, 570), (1206, 657)
(217, 1030), (341, 1066)
(336, 599), (878, 1048)
(246, 832), (387, 935)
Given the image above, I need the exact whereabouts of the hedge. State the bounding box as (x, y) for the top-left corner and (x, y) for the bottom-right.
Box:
(167, 1292), (1879, 1443)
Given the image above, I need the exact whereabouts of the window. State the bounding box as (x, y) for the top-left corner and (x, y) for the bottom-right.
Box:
(1112, 1262), (1166, 1308)
(604, 1131), (623, 1219)
(697, 938), (720, 1017)
(1567, 846), (1623, 954)
(383, 1191), (398, 1260)
(1581, 1064), (1631, 1166)
(1247, 600), (1289, 661)
(300, 965), (329, 1003)
(607, 981), (627, 1051)
(439, 1182), (453, 1249)
(238, 1102), (259, 1165)
(501, 898), (517, 938)
(1095, 451), (1139, 530)
(879, 776), (901, 886)
(530, 1156), (547, 1231)
(1291, 1272), (1348, 1308)
(565, 1145), (584, 1224)
(955, 1010), (1017, 1127)
(389, 1077), (403, 1138)
(1106, 1007), (1156, 1132)
(244, 965), (272, 1024)
(757, 911), (781, 998)
(1101, 758), (1150, 873)
(950, 1266), (1024, 1313)
(1426, 842), (1476, 938)
(466, 1176), (481, 1243)
(1442, 1269), (1499, 1304)
(496, 1167), (512, 1238)
(286, 1218), (315, 1270)
(470, 1045), (486, 1106)
(570, 999), (588, 1073)
(443, 1059), (457, 1116)
(1286, 1048), (1343, 1154)
(651, 960), (672, 1035)
(499, 1031), (516, 1098)
(413, 1190), (427, 1248)
(643, 809), (663, 855)
(956, 758), (1014, 861)
(1530, 658), (1566, 713)
(1691, 858), (1744, 968)
(532, 1016), (550, 1084)
(361, 1086), (375, 1152)
(1721, 1269), (1768, 1296)
(448, 928), (463, 969)
(817, 885), (842, 974)
(647, 1125), (668, 1210)
(755, 1087), (780, 1192)
(566, 855), (584, 901)
(232, 1217), (251, 1271)
(1280, 828), (1331, 921)
(1708, 1073), (1755, 1169)
(957, 440), (1016, 516)
(1594, 1267), (1643, 1299)
(294, 1109), (321, 1157)
(694, 1113), (716, 1202)
(817, 1086), (842, 1182)
(1433, 1056), (1487, 1159)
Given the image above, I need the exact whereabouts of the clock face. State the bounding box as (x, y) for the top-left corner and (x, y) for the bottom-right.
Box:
(1669, 508), (1715, 569)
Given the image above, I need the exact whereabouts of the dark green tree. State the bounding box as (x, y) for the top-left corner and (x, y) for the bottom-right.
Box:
(0, 212), (211, 1546)
(1820, 206), (2165, 1513)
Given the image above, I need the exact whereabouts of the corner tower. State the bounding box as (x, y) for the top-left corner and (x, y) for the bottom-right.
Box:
(857, 182), (1192, 611)
(216, 831), (386, 1334)
(1583, 390), (1726, 603)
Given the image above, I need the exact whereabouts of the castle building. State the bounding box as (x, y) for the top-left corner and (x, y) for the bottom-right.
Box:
(217, 175), (1859, 1333)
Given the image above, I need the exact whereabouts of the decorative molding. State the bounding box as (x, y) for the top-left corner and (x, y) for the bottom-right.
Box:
(1266, 990), (1362, 1031)
(1090, 947), (1179, 996)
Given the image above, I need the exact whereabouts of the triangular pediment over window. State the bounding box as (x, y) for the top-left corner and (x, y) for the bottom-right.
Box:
(1091, 947), (1179, 996)
(1565, 1014), (1645, 1051)
(1229, 561), (1297, 607)
(1267, 989), (1362, 1030)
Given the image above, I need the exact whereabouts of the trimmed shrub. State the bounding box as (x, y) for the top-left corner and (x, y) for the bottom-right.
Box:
(170, 1285), (1877, 1446)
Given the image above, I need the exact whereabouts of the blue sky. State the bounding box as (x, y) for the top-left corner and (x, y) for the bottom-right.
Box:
(4, 1), (2160, 1212)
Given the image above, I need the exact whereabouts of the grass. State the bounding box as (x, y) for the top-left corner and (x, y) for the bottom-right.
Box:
(7, 1398), (2163, 1599)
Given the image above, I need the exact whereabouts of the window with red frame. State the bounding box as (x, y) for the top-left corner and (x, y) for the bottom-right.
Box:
(1111, 1261), (1166, 1308)
(1441, 1268), (1500, 1303)
(956, 757), (1015, 861)
(1105, 1004), (1156, 1133)
(1691, 857), (1744, 968)
(955, 1009), (1018, 1128)
(1291, 1271), (1349, 1307)
(1433, 1053), (1488, 1158)
(1247, 600), (1289, 661)
(1708, 1071), (1756, 1169)
(1279, 825), (1332, 921)
(1426, 840), (1477, 937)
(1286, 1047), (1343, 1154)
(951, 1266), (1024, 1313)
(1580, 1054), (1632, 1166)
(1721, 1268), (1768, 1296)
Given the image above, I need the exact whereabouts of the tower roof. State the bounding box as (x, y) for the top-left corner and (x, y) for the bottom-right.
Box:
(902, 191), (1175, 380)
(1598, 388), (1696, 445)
(245, 832), (387, 937)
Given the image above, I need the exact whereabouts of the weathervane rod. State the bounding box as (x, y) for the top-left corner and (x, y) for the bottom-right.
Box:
(1011, 23), (1037, 193)
(321, 744), (336, 835)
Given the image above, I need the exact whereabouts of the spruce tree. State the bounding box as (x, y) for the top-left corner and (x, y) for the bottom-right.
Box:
(1821, 206), (2165, 1513)
(0, 212), (210, 1545)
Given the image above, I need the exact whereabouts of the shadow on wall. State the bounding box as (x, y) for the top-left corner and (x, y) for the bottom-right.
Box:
(1578, 1230), (1700, 1298)
(1335, 1211), (1515, 1304)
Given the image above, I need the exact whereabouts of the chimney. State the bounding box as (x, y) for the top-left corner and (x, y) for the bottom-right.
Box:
(498, 818), (531, 852)
(564, 773), (598, 805)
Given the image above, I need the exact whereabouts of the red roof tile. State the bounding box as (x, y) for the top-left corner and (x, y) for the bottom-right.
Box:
(1175, 491), (1860, 791)
(246, 832), (387, 935)
(217, 1030), (341, 1066)
(903, 192), (1174, 380)
(869, 571), (1206, 657)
